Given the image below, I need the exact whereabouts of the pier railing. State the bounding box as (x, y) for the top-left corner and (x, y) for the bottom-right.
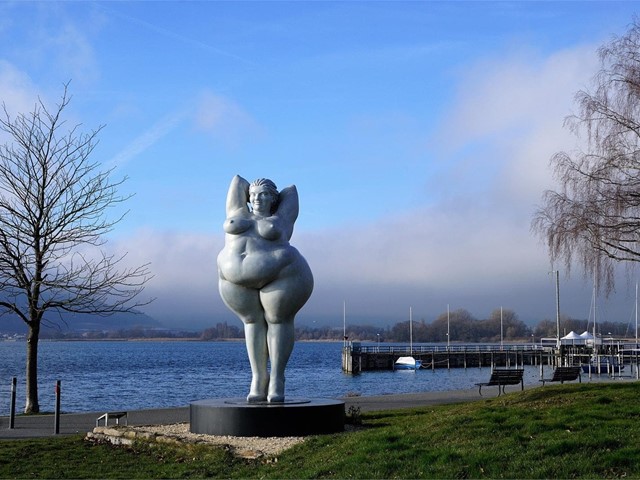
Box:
(350, 343), (546, 354)
(342, 342), (553, 373)
(342, 341), (640, 376)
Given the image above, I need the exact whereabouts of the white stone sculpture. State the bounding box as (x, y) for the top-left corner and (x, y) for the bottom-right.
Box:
(217, 175), (314, 403)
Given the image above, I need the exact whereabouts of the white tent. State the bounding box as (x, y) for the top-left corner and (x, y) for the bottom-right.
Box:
(561, 331), (583, 345)
(561, 331), (581, 340)
(579, 330), (598, 345)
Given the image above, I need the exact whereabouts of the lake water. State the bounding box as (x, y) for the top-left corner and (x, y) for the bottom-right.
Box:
(0, 340), (547, 413)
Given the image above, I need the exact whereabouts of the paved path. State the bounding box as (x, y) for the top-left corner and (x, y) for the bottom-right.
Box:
(0, 407), (190, 439)
(0, 385), (522, 440)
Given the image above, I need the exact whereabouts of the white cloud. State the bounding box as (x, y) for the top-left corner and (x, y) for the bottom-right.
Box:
(102, 229), (227, 328)
(300, 44), (600, 282)
(437, 45), (597, 144)
(194, 90), (265, 147)
(104, 43), (628, 328)
(10, 3), (103, 87)
(434, 45), (599, 205)
(0, 61), (38, 115)
(48, 21), (100, 85)
(294, 43), (612, 322)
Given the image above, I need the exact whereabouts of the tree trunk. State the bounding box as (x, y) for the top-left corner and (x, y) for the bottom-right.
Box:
(24, 323), (40, 414)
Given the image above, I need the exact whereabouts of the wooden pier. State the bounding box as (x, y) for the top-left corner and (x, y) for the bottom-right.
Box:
(341, 342), (640, 374)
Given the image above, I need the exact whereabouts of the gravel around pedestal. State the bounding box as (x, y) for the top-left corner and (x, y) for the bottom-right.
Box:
(86, 422), (305, 459)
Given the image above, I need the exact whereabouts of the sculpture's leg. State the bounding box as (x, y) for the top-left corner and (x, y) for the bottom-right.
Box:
(259, 258), (313, 403)
(219, 279), (269, 403)
(266, 321), (295, 403)
(245, 321), (269, 402)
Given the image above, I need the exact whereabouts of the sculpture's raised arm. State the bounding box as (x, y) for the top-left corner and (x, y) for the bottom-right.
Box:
(275, 185), (299, 240)
(276, 185), (299, 220)
(225, 175), (250, 215)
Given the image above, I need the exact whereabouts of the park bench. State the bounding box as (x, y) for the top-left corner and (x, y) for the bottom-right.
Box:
(476, 368), (524, 396)
(539, 366), (582, 386)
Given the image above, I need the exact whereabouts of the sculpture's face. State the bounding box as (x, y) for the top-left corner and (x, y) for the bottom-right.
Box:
(249, 185), (275, 216)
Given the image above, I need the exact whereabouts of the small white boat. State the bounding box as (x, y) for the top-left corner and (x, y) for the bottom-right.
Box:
(394, 356), (422, 370)
(394, 307), (422, 370)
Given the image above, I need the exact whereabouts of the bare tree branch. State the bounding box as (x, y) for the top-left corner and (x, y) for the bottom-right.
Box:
(0, 83), (154, 412)
(533, 18), (640, 295)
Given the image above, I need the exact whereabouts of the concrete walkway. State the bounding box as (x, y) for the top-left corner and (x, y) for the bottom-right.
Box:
(0, 407), (190, 439)
(0, 385), (519, 440)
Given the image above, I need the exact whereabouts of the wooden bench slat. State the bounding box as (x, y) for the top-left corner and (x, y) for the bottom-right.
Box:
(540, 366), (582, 386)
(475, 369), (524, 396)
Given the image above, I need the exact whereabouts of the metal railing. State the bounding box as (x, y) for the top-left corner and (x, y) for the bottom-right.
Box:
(348, 343), (548, 354)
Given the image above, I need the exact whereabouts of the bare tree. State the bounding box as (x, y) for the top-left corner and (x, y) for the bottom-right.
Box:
(532, 19), (640, 293)
(0, 85), (152, 413)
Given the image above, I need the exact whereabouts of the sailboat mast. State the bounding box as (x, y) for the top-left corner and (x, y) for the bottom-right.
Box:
(555, 270), (561, 349)
(409, 307), (413, 354)
(447, 304), (450, 349)
(343, 301), (346, 348)
(500, 306), (504, 348)
(593, 276), (597, 344)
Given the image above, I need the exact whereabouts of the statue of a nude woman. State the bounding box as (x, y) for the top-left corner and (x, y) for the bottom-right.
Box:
(217, 175), (314, 403)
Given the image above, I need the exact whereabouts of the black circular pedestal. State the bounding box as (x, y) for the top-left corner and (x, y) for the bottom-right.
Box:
(190, 398), (345, 437)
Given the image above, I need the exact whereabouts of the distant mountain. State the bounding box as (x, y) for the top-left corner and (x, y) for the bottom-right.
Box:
(0, 310), (161, 334)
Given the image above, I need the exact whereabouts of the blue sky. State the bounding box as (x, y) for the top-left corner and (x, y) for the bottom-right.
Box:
(2, 1), (640, 331)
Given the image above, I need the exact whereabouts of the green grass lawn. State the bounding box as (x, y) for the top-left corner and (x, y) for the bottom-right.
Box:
(2, 381), (639, 479)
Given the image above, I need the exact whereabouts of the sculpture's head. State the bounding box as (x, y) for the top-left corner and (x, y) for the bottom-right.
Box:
(249, 178), (278, 216)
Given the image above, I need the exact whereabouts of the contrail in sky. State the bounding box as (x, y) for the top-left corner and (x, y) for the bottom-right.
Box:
(106, 109), (188, 170)
(94, 2), (256, 66)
